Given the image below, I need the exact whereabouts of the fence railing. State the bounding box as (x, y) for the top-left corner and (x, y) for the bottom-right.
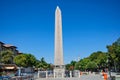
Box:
(37, 70), (81, 78)
(11, 75), (34, 80)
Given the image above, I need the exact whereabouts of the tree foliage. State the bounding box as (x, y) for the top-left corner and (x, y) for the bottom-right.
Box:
(86, 61), (97, 71)
(14, 53), (36, 67)
(35, 57), (52, 70)
(107, 38), (120, 71)
(89, 51), (107, 69)
(0, 50), (14, 64)
(66, 61), (77, 70)
(73, 37), (120, 72)
(74, 51), (107, 71)
(75, 58), (90, 71)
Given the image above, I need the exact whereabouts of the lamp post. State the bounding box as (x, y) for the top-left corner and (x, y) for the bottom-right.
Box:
(114, 61), (117, 72)
(18, 67), (21, 76)
(107, 54), (111, 78)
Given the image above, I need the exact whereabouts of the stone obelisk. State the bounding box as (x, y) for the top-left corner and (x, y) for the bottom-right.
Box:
(54, 6), (65, 78)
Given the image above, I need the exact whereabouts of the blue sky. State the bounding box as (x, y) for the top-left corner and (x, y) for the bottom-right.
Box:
(0, 0), (120, 64)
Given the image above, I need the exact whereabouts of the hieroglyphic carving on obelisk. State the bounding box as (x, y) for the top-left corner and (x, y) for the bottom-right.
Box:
(54, 6), (65, 78)
(54, 6), (64, 66)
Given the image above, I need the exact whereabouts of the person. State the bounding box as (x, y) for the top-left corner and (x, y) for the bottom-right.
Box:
(102, 70), (108, 80)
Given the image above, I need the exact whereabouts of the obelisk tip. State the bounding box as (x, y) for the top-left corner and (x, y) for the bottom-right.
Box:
(56, 6), (59, 9)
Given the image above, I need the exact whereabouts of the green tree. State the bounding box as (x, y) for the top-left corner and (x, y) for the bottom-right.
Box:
(0, 51), (2, 63)
(66, 61), (77, 70)
(86, 61), (97, 71)
(75, 51), (107, 71)
(35, 57), (50, 70)
(35, 59), (41, 68)
(70, 61), (77, 70)
(14, 53), (36, 67)
(0, 50), (14, 64)
(107, 38), (120, 72)
(66, 64), (71, 70)
(75, 58), (90, 71)
(74, 62), (80, 70)
(39, 57), (48, 70)
(25, 54), (36, 67)
(89, 51), (107, 69)
(14, 54), (26, 67)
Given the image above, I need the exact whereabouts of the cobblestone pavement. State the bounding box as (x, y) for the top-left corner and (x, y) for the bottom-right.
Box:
(36, 74), (103, 80)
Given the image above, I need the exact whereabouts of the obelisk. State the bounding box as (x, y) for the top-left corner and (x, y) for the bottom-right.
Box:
(54, 6), (65, 78)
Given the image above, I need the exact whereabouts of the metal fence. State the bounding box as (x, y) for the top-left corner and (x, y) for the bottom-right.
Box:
(11, 75), (34, 80)
(37, 70), (80, 78)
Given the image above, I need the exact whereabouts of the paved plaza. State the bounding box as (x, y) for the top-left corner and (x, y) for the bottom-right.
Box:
(36, 74), (103, 80)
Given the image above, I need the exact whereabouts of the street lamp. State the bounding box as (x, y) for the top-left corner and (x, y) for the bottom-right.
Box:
(107, 54), (111, 78)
